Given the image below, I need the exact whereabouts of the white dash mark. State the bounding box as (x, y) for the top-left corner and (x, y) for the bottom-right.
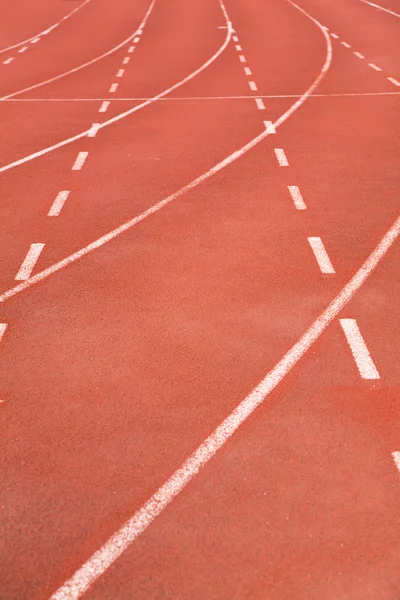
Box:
(239, 54), (246, 63)
(308, 237), (335, 274)
(354, 51), (365, 59)
(48, 191), (70, 216)
(116, 69), (125, 78)
(341, 41), (351, 48)
(87, 123), (101, 138)
(128, 46), (135, 53)
(339, 318), (380, 379)
(18, 46), (28, 53)
(244, 67), (252, 76)
(392, 452), (400, 473)
(369, 63), (382, 71)
(133, 37), (140, 43)
(388, 77), (400, 87)
(122, 57), (130, 65)
(72, 151), (88, 171)
(109, 83), (118, 93)
(263, 121), (276, 134)
(233, 35), (239, 42)
(274, 148), (289, 166)
(31, 37), (40, 44)
(287, 185), (307, 210)
(331, 33), (339, 39)
(248, 81), (258, 91)
(15, 244), (45, 280)
(255, 98), (265, 110)
(0, 323), (7, 342)
(99, 101), (110, 113)
(3, 57), (14, 64)
(235, 44), (242, 51)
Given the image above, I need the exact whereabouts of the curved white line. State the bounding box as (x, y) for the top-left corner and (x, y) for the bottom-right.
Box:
(361, 0), (400, 18)
(0, 0), (92, 56)
(0, 0), (157, 101)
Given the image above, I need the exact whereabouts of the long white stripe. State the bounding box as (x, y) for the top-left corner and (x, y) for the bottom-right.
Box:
(49, 215), (400, 600)
(274, 148), (289, 166)
(308, 237), (335, 273)
(15, 244), (45, 280)
(392, 452), (400, 472)
(71, 152), (88, 170)
(0, 323), (7, 342)
(339, 318), (380, 379)
(361, 0), (400, 18)
(48, 191), (70, 216)
(288, 185), (307, 210)
(263, 121), (276, 134)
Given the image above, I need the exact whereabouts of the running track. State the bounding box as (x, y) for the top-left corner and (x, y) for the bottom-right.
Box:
(1, 0), (400, 598)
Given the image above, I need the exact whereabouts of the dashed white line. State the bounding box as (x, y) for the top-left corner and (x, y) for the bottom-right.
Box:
(48, 191), (71, 216)
(368, 62), (382, 71)
(128, 46), (135, 53)
(244, 66), (252, 76)
(232, 35), (239, 42)
(99, 101), (110, 113)
(71, 151), (88, 171)
(109, 83), (118, 93)
(331, 33), (339, 39)
(354, 51), (365, 59)
(235, 44), (242, 51)
(287, 185), (307, 210)
(3, 57), (14, 64)
(393, 452), (400, 473)
(31, 37), (40, 44)
(15, 244), (45, 280)
(263, 121), (276, 134)
(122, 57), (130, 64)
(274, 148), (289, 166)
(87, 123), (101, 138)
(239, 54), (246, 63)
(116, 69), (125, 78)
(308, 237), (335, 274)
(133, 37), (140, 43)
(255, 97), (265, 110)
(341, 41), (351, 48)
(248, 81), (258, 91)
(0, 323), (7, 342)
(18, 46), (28, 53)
(388, 77), (400, 87)
(339, 318), (380, 379)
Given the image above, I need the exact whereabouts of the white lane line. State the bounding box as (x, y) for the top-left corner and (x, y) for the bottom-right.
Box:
(255, 97), (265, 110)
(354, 51), (365, 59)
(87, 123), (101, 138)
(248, 81), (258, 91)
(341, 41), (351, 48)
(239, 54), (246, 62)
(116, 69), (125, 78)
(388, 77), (400, 87)
(235, 44), (242, 51)
(274, 148), (289, 166)
(71, 151), (88, 170)
(233, 35), (239, 42)
(392, 452), (400, 472)
(18, 46), (28, 53)
(368, 62), (382, 71)
(3, 57), (14, 64)
(48, 213), (400, 600)
(31, 37), (41, 44)
(128, 46), (135, 53)
(263, 120), (276, 134)
(307, 237), (335, 274)
(48, 191), (71, 216)
(122, 57), (130, 64)
(361, 0), (400, 18)
(15, 244), (45, 280)
(287, 185), (307, 210)
(133, 37), (140, 43)
(109, 83), (118, 93)
(331, 33), (339, 38)
(339, 318), (380, 379)
(0, 323), (7, 342)
(98, 100), (110, 113)
(244, 66), (252, 76)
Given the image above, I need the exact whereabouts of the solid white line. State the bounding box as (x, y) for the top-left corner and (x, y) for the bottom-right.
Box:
(263, 121), (276, 134)
(341, 41), (351, 48)
(18, 46), (28, 53)
(339, 318), (380, 379)
(361, 0), (400, 18)
(122, 57), (130, 64)
(31, 37), (41, 44)
(71, 151), (88, 170)
(0, 323), (7, 342)
(308, 237), (335, 274)
(49, 213), (400, 600)
(255, 97), (266, 110)
(128, 46), (135, 53)
(116, 69), (125, 78)
(109, 83), (118, 93)
(331, 33), (339, 38)
(393, 452), (400, 472)
(288, 185), (307, 210)
(99, 101), (110, 113)
(354, 51), (365, 59)
(15, 244), (45, 280)
(244, 67), (252, 76)
(133, 37), (140, 43)
(87, 123), (101, 138)
(274, 148), (289, 166)
(388, 77), (400, 86)
(239, 54), (246, 62)
(248, 81), (258, 91)
(48, 191), (71, 216)
(235, 44), (242, 51)
(3, 57), (14, 64)
(368, 62), (382, 71)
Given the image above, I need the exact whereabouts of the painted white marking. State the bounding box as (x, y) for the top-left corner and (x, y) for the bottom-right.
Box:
(18, 46), (28, 53)
(331, 33), (339, 38)
(235, 44), (242, 51)
(244, 66), (252, 76)
(48, 211), (400, 600)
(354, 51), (365, 59)
(393, 452), (400, 472)
(263, 121), (276, 134)
(388, 77), (400, 86)
(233, 35), (239, 42)
(99, 101), (110, 113)
(288, 185), (307, 210)
(361, 0), (400, 18)
(368, 63), (382, 71)
(31, 37), (41, 44)
(72, 151), (88, 170)
(15, 244), (45, 280)
(255, 97), (266, 110)
(122, 57), (130, 64)
(87, 123), (101, 138)
(308, 237), (335, 274)
(116, 69), (125, 78)
(339, 318), (380, 379)
(248, 81), (258, 91)
(133, 37), (140, 43)
(3, 57), (14, 64)
(48, 191), (70, 216)
(128, 46), (135, 53)
(341, 41), (351, 48)
(0, 323), (7, 342)
(109, 83), (118, 93)
(239, 54), (246, 63)
(274, 148), (289, 166)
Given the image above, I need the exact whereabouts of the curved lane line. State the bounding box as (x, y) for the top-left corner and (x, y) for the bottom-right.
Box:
(0, 0), (93, 55)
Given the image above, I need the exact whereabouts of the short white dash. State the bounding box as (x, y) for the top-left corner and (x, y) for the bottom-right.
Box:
(99, 101), (110, 113)
(255, 98), (266, 110)
(18, 46), (28, 53)
(48, 191), (70, 216)
(87, 123), (101, 138)
(128, 46), (135, 53)
(122, 57), (130, 65)
(233, 35), (239, 42)
(239, 54), (246, 63)
(307, 237), (335, 274)
(15, 244), (45, 281)
(392, 452), (400, 473)
(133, 37), (140, 43)
(248, 81), (258, 91)
(31, 37), (40, 44)
(235, 44), (242, 51)
(388, 77), (400, 87)
(263, 121), (276, 134)
(331, 33), (339, 39)
(339, 318), (380, 379)
(287, 186), (307, 210)
(274, 148), (289, 166)
(109, 83), (118, 93)
(354, 51), (365, 59)
(368, 63), (382, 71)
(72, 151), (88, 171)
(116, 69), (125, 78)
(341, 41), (351, 48)
(3, 57), (14, 64)
(0, 323), (7, 342)
(244, 66), (252, 76)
